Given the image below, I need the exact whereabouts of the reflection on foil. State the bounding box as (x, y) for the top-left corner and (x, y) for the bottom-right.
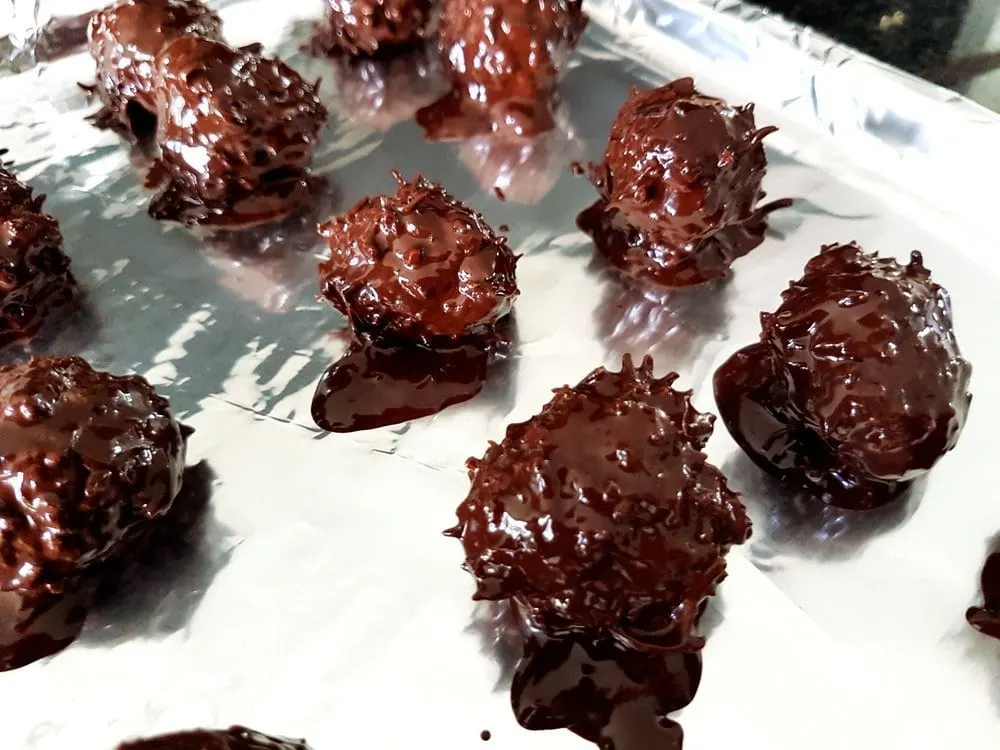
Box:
(594, 270), (730, 375)
(458, 124), (582, 204)
(0, 462), (224, 669)
(35, 12), (92, 63)
(328, 44), (447, 131)
(474, 601), (703, 750)
(725, 452), (923, 566)
(202, 185), (337, 313)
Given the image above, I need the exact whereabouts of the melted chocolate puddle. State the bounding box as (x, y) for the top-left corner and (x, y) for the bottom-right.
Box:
(967, 545), (1000, 639)
(0, 463), (213, 671)
(118, 725), (309, 750)
(512, 627), (701, 749)
(479, 601), (702, 749)
(311, 337), (490, 432)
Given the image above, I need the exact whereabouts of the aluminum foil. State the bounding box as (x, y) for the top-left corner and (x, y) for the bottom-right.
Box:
(2, 0), (999, 747)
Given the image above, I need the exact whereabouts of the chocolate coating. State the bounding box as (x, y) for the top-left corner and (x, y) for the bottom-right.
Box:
(0, 356), (188, 593)
(578, 78), (786, 288)
(314, 0), (434, 56)
(87, 0), (222, 135)
(967, 549), (1000, 640)
(150, 37), (328, 227)
(714, 242), (972, 510)
(118, 726), (309, 750)
(0, 166), (75, 349)
(415, 0), (586, 139)
(449, 355), (750, 649)
(318, 173), (518, 342)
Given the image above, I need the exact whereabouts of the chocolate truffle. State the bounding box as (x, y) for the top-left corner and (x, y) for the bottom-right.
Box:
(714, 242), (972, 510)
(149, 36), (328, 227)
(415, 0), (586, 139)
(318, 173), (519, 342)
(577, 78), (786, 288)
(0, 166), (75, 349)
(117, 726), (310, 750)
(0, 356), (188, 593)
(448, 355), (750, 650)
(313, 0), (434, 56)
(87, 0), (222, 136)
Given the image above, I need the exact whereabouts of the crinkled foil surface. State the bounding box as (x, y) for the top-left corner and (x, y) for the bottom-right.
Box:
(2, 0), (1000, 747)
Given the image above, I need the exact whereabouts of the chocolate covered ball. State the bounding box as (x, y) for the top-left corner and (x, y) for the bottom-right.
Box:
(416, 0), (586, 138)
(0, 356), (188, 593)
(318, 173), (519, 342)
(714, 242), (972, 509)
(578, 78), (785, 288)
(315, 0), (434, 56)
(87, 0), (222, 135)
(449, 355), (750, 650)
(117, 726), (310, 750)
(0, 167), (75, 349)
(149, 36), (328, 227)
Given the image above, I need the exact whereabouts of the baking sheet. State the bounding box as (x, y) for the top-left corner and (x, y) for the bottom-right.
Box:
(1, 0), (999, 746)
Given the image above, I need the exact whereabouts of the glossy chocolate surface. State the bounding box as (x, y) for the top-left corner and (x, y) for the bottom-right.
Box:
(578, 78), (786, 288)
(510, 607), (701, 749)
(312, 0), (434, 56)
(150, 36), (327, 227)
(312, 337), (490, 432)
(0, 166), (75, 349)
(0, 356), (188, 593)
(714, 242), (971, 509)
(318, 173), (518, 342)
(415, 0), (586, 139)
(87, 0), (222, 136)
(118, 726), (309, 750)
(967, 549), (1000, 640)
(449, 355), (750, 650)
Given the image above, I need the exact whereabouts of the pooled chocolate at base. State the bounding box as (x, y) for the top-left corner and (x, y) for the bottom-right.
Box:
(150, 36), (327, 227)
(449, 355), (750, 650)
(415, 0), (586, 140)
(577, 78), (788, 288)
(117, 726), (310, 750)
(967, 550), (1000, 640)
(0, 165), (76, 350)
(714, 242), (972, 510)
(86, 0), (223, 138)
(312, 337), (490, 432)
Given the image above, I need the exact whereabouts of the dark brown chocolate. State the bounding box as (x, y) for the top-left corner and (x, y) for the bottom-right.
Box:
(0, 166), (76, 350)
(415, 0), (586, 139)
(87, 0), (223, 137)
(577, 78), (787, 288)
(318, 172), (518, 342)
(510, 607), (701, 749)
(117, 726), (309, 750)
(312, 337), (490, 432)
(714, 242), (971, 510)
(311, 0), (434, 56)
(149, 36), (327, 227)
(967, 545), (1000, 640)
(449, 355), (750, 650)
(0, 356), (189, 593)
(0, 581), (94, 672)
